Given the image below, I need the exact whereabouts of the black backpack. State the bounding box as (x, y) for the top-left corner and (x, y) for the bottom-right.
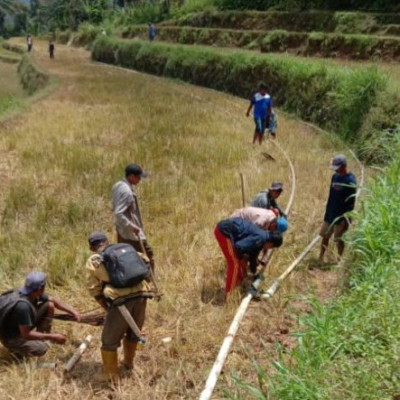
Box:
(0, 290), (34, 332)
(101, 243), (149, 288)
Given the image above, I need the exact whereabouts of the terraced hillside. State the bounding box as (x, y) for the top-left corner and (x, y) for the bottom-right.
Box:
(120, 10), (400, 61)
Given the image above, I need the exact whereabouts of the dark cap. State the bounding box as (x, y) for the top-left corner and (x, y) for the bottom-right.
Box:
(269, 181), (283, 191)
(20, 271), (47, 295)
(329, 154), (347, 171)
(88, 231), (108, 246)
(125, 163), (148, 178)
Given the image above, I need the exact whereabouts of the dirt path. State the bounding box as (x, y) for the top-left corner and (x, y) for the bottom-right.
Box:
(0, 39), (364, 399)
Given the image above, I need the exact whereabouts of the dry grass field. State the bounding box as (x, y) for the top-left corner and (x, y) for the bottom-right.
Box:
(0, 39), (364, 399)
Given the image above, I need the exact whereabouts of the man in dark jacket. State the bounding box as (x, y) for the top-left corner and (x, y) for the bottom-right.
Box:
(214, 218), (282, 295)
(319, 154), (357, 264)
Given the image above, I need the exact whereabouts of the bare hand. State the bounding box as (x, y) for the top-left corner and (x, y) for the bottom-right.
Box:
(73, 312), (82, 322)
(133, 226), (140, 235)
(50, 333), (67, 344)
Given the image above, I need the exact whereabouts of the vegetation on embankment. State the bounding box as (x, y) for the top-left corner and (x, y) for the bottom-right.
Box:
(122, 25), (400, 61)
(229, 137), (400, 400)
(218, 0), (400, 13)
(17, 54), (49, 95)
(91, 36), (400, 163)
(164, 10), (400, 35)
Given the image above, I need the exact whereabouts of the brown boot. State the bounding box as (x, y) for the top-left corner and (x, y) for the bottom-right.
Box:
(101, 349), (119, 381)
(121, 339), (137, 370)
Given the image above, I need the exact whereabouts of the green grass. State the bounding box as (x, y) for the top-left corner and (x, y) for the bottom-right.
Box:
(229, 136), (400, 399)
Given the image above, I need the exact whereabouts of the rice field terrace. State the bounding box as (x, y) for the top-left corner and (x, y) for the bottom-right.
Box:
(0, 37), (369, 399)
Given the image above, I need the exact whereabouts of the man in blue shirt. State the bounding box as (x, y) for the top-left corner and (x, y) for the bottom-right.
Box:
(319, 154), (357, 264)
(246, 82), (272, 145)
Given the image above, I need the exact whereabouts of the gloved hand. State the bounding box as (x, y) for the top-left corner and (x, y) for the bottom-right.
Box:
(269, 232), (283, 248)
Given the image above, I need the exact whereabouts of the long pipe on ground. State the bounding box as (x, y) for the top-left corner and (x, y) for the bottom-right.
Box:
(199, 139), (296, 400)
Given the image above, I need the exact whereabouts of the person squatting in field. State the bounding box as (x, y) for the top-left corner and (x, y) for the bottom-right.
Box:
(0, 271), (81, 359)
(214, 218), (284, 295)
(250, 181), (286, 218)
(246, 82), (272, 145)
(112, 163), (155, 274)
(86, 232), (154, 381)
(319, 154), (357, 264)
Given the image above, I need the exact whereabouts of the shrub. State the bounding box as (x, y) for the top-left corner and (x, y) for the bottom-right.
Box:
(17, 54), (49, 95)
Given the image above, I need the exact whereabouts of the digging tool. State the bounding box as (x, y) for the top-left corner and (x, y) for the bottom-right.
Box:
(64, 335), (92, 374)
(138, 238), (162, 301)
(117, 304), (146, 344)
(239, 173), (246, 207)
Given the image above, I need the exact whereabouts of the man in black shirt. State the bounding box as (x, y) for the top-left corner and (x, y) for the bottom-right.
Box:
(0, 271), (81, 358)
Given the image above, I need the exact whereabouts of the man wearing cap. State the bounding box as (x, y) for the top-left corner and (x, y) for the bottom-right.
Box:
(0, 271), (81, 358)
(86, 231), (153, 380)
(230, 206), (288, 234)
(214, 218), (283, 295)
(250, 181), (286, 218)
(112, 163), (155, 272)
(319, 154), (357, 263)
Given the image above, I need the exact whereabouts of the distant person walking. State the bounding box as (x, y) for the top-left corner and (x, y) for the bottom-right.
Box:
(49, 41), (55, 59)
(27, 34), (33, 52)
(246, 82), (272, 145)
(112, 163), (155, 273)
(250, 181), (286, 218)
(148, 22), (157, 41)
(319, 154), (357, 264)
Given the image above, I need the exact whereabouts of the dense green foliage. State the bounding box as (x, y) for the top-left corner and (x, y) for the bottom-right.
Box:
(91, 35), (399, 163)
(17, 53), (49, 94)
(219, 0), (400, 12)
(122, 25), (400, 61)
(167, 10), (400, 34)
(228, 135), (400, 399)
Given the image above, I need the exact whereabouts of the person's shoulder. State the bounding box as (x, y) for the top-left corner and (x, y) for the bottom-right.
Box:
(347, 172), (357, 183)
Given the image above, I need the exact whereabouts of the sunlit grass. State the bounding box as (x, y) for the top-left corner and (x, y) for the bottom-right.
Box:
(0, 39), (361, 398)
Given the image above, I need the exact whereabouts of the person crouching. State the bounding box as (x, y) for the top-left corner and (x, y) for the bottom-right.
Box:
(214, 218), (283, 296)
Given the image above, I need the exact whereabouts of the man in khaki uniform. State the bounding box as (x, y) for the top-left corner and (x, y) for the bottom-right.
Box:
(86, 232), (153, 380)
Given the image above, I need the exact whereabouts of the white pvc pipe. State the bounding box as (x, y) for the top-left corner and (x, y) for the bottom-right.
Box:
(199, 138), (296, 400)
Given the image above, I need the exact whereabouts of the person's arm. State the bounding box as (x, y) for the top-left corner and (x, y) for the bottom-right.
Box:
(246, 103), (253, 117)
(246, 96), (255, 117)
(344, 177), (357, 212)
(270, 198), (286, 218)
(19, 325), (66, 344)
(114, 189), (141, 235)
(50, 297), (81, 322)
